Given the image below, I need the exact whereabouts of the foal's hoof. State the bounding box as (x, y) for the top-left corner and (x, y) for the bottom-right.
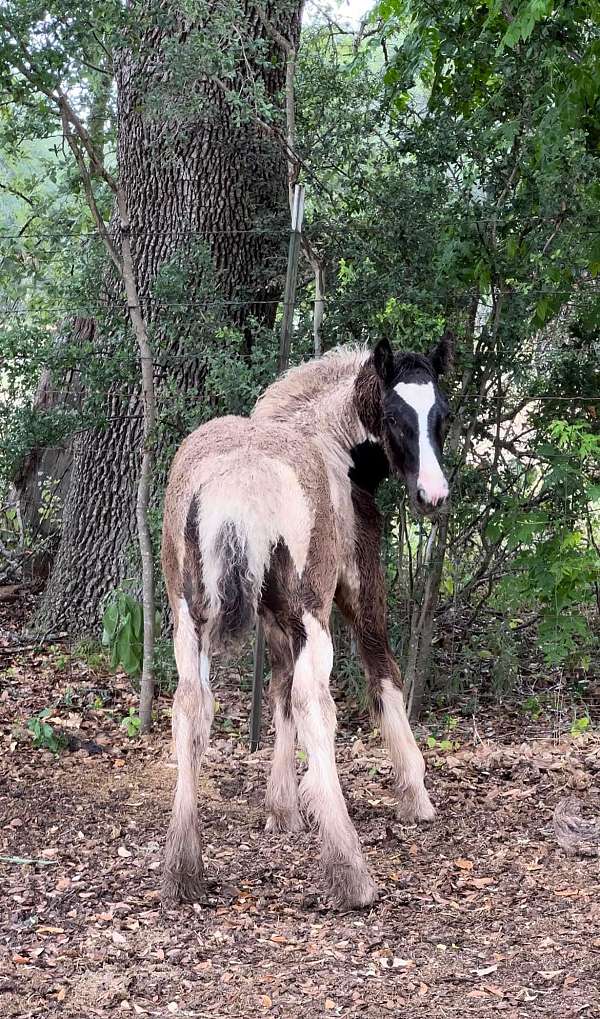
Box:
(396, 785), (436, 823)
(161, 868), (206, 907)
(325, 862), (379, 910)
(265, 809), (305, 834)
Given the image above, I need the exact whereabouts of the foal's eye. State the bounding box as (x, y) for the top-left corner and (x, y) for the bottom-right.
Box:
(386, 413), (399, 428)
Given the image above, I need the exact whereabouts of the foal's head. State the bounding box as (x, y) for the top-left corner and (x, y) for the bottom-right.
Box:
(371, 333), (453, 517)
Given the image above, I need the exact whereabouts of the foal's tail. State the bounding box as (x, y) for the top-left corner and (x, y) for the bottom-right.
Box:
(184, 496), (272, 652)
(210, 519), (260, 648)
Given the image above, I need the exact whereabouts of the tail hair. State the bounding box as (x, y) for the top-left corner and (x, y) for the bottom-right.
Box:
(212, 520), (258, 648)
(183, 493), (273, 652)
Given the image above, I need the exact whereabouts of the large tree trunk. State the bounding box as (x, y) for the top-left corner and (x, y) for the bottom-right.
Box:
(36, 2), (303, 633)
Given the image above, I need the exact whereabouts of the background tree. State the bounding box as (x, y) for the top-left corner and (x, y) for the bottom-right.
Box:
(1, 0), (303, 637)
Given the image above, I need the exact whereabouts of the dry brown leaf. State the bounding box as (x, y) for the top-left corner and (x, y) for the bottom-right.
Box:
(324, 1000), (335, 1010)
(454, 857), (474, 870)
(469, 877), (495, 888)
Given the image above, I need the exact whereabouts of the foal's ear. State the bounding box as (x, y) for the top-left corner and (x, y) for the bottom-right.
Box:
(429, 330), (454, 377)
(373, 337), (395, 385)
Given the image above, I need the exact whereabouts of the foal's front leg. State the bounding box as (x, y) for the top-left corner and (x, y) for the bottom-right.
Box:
(292, 612), (378, 908)
(336, 567), (435, 823)
(374, 672), (435, 822)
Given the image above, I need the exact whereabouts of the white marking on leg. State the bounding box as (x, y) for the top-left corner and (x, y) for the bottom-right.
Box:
(265, 700), (302, 831)
(175, 597), (199, 677)
(200, 652), (211, 688)
(292, 614), (377, 904)
(394, 381), (448, 504)
(164, 599), (215, 900)
(379, 677), (435, 821)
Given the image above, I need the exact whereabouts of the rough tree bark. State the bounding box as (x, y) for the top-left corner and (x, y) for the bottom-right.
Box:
(36, 2), (303, 633)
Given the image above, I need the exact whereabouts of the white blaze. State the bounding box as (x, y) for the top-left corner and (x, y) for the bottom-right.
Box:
(394, 381), (448, 505)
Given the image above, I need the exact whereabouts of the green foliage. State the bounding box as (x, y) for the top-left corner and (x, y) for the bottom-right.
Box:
(570, 714), (591, 738)
(523, 694), (543, 719)
(101, 590), (143, 683)
(120, 707), (141, 738)
(426, 735), (460, 752)
(26, 709), (66, 753)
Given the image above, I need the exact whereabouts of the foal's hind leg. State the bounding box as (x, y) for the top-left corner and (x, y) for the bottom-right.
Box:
(264, 627), (304, 833)
(162, 598), (214, 905)
(292, 611), (378, 908)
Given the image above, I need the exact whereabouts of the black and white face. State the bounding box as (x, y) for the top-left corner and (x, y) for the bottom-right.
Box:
(373, 334), (453, 517)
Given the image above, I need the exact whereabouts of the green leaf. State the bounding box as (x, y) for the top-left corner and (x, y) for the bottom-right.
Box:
(102, 601), (119, 642)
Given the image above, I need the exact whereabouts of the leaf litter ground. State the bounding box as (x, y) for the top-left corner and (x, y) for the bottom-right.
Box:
(1, 601), (599, 1018)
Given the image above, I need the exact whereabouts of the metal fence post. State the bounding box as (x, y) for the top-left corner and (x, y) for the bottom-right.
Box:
(249, 184), (305, 752)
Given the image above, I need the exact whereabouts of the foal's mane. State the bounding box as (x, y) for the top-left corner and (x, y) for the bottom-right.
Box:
(252, 345), (370, 421)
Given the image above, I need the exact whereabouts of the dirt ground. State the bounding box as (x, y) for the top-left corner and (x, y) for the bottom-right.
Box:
(1, 603), (600, 1018)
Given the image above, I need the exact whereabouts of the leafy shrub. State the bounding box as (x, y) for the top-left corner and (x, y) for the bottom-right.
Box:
(26, 709), (66, 753)
(120, 707), (141, 738)
(102, 590), (143, 685)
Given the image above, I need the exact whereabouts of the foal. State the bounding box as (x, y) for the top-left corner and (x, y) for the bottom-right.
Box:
(161, 334), (453, 908)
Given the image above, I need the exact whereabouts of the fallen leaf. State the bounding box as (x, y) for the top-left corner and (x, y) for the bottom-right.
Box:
(454, 857), (473, 870)
(117, 846), (132, 858)
(469, 877), (495, 888)
(260, 995), (272, 1008)
(474, 964), (498, 977)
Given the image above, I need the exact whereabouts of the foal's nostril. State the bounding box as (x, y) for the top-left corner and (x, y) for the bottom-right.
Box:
(417, 487), (449, 511)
